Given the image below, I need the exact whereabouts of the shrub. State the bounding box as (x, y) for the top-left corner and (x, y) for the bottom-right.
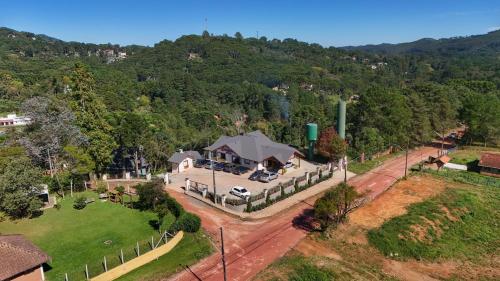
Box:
(73, 197), (87, 210)
(165, 195), (184, 218)
(115, 185), (125, 194)
(169, 212), (201, 233)
(96, 185), (107, 194)
(246, 200), (252, 212)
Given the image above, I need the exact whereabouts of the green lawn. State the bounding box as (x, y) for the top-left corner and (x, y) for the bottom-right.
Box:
(348, 153), (401, 175)
(0, 192), (176, 280)
(367, 182), (499, 261)
(448, 149), (481, 165)
(117, 231), (213, 281)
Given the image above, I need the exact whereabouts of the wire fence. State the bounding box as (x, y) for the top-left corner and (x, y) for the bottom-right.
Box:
(60, 231), (172, 281)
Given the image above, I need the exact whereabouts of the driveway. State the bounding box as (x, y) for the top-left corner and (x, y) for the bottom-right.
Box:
(168, 160), (318, 199)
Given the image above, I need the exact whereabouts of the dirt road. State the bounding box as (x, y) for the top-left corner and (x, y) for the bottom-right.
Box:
(167, 146), (439, 281)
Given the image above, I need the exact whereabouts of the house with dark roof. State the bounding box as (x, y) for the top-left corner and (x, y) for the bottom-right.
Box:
(168, 150), (202, 173)
(0, 234), (50, 281)
(478, 153), (500, 177)
(204, 131), (303, 171)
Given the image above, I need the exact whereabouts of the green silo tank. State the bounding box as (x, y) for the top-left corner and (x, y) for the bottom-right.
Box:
(306, 123), (318, 141)
(337, 100), (346, 140)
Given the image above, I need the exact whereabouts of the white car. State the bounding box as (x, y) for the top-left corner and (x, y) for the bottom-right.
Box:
(229, 186), (251, 198)
(283, 161), (293, 169)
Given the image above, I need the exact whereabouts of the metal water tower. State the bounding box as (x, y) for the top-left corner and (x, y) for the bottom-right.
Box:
(306, 123), (318, 160)
(337, 100), (346, 140)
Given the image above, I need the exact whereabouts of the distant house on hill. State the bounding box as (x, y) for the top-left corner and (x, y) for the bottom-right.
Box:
(205, 130), (303, 171)
(478, 153), (500, 177)
(0, 235), (50, 281)
(0, 113), (31, 127)
(168, 150), (202, 173)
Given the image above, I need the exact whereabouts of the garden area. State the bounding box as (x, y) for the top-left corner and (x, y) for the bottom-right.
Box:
(0, 181), (212, 280)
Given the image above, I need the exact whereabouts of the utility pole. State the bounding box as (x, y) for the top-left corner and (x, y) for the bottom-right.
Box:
(441, 128), (445, 155)
(344, 157), (347, 183)
(404, 140), (409, 178)
(212, 164), (217, 204)
(220, 227), (227, 281)
(47, 148), (54, 178)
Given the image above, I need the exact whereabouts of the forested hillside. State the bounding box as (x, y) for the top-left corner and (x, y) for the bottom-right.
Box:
(0, 27), (499, 177)
(343, 29), (500, 55)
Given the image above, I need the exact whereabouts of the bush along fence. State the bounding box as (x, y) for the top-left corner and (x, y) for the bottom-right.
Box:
(184, 163), (336, 213)
(62, 230), (178, 281)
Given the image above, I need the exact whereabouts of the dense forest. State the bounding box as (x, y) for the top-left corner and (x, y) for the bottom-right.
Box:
(0, 26), (499, 181)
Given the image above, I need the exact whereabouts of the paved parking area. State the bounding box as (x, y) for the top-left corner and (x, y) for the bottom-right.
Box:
(167, 160), (319, 199)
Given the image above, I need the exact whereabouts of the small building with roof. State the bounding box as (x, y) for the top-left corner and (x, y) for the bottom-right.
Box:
(478, 153), (500, 177)
(0, 234), (50, 281)
(168, 150), (202, 174)
(204, 130), (303, 171)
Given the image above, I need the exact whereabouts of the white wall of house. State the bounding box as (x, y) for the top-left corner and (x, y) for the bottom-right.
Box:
(172, 158), (193, 174)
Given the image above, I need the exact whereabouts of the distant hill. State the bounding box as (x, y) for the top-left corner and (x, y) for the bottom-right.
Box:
(0, 27), (145, 61)
(342, 30), (500, 56)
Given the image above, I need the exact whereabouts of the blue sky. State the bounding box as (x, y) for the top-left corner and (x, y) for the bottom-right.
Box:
(1, 0), (499, 47)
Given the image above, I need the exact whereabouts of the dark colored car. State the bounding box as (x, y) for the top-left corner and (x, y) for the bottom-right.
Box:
(248, 170), (264, 181)
(223, 163), (236, 172)
(213, 162), (225, 171)
(233, 166), (250, 175)
(194, 159), (208, 168)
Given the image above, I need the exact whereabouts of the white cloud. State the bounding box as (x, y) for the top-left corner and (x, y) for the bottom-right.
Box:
(487, 26), (500, 32)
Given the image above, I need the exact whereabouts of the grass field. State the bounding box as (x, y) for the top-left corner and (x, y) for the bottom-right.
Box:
(117, 231), (213, 281)
(348, 153), (401, 175)
(0, 191), (182, 280)
(368, 184), (500, 261)
(448, 150), (481, 165)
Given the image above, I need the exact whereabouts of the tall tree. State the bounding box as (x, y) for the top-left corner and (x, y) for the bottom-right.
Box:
(314, 182), (364, 230)
(0, 157), (43, 218)
(316, 127), (346, 161)
(461, 92), (500, 146)
(69, 63), (117, 174)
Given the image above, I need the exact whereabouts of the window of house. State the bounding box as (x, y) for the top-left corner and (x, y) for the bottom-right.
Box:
(244, 159), (250, 164)
(183, 160), (189, 168)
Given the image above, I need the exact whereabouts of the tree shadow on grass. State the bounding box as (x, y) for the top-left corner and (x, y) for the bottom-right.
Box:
(148, 219), (160, 231)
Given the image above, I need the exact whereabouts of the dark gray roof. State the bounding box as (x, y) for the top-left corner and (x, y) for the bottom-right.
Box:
(168, 151), (202, 164)
(204, 131), (302, 164)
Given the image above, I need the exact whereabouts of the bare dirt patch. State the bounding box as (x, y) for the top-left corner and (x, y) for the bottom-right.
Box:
(294, 238), (342, 260)
(349, 175), (447, 229)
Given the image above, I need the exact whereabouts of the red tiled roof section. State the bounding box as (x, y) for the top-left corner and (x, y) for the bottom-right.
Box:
(0, 235), (50, 280)
(479, 153), (500, 169)
(437, 155), (451, 164)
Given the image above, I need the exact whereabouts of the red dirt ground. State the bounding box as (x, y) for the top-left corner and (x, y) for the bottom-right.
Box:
(166, 146), (440, 281)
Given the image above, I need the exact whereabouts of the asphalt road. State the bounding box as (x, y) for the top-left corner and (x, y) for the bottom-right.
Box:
(167, 146), (440, 281)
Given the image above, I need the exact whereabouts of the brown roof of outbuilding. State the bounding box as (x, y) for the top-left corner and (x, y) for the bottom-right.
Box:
(0, 235), (50, 280)
(479, 153), (500, 169)
(437, 155), (451, 164)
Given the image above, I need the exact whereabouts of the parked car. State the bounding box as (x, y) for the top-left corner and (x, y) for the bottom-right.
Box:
(283, 161), (293, 169)
(233, 165), (250, 175)
(213, 162), (225, 171)
(223, 163), (236, 172)
(248, 170), (264, 181)
(259, 171), (278, 182)
(229, 186), (251, 198)
(194, 159), (208, 168)
(204, 160), (216, 169)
